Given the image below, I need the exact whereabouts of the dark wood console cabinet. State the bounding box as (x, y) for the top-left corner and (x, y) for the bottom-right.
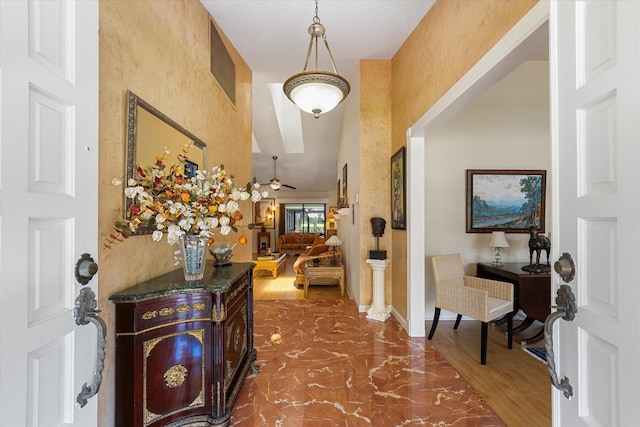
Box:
(110, 262), (256, 427)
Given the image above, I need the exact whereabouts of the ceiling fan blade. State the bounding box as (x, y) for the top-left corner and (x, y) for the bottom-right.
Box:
(281, 184), (297, 190)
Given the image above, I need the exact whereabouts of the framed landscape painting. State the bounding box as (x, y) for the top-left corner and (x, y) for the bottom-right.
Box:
(466, 169), (546, 233)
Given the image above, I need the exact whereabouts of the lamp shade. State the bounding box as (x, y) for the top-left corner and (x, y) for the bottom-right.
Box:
(325, 235), (342, 246)
(489, 231), (510, 248)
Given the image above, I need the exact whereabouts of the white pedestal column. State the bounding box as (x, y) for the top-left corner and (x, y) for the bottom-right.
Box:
(366, 259), (391, 322)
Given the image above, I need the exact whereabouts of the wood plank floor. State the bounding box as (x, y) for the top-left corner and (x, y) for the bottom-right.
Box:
(427, 320), (551, 427)
(253, 255), (344, 300)
(253, 256), (551, 426)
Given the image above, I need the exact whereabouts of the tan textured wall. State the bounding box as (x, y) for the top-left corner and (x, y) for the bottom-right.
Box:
(359, 60), (392, 304)
(98, 0), (252, 424)
(389, 0), (538, 318)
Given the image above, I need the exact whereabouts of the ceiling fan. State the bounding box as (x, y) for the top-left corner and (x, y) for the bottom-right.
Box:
(261, 156), (296, 191)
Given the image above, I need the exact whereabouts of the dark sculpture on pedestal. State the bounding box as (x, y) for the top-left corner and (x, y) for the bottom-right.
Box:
(522, 226), (551, 273)
(369, 217), (387, 260)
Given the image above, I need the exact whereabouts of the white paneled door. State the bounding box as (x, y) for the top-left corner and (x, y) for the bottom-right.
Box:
(0, 1), (99, 426)
(552, 1), (640, 425)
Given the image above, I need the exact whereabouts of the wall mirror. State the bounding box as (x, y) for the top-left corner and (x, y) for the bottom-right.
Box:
(126, 90), (207, 235)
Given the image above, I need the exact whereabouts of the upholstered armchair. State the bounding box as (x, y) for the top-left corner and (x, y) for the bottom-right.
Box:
(428, 253), (514, 365)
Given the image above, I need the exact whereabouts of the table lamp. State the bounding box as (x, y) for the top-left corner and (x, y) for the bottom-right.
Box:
(325, 235), (342, 266)
(489, 231), (510, 266)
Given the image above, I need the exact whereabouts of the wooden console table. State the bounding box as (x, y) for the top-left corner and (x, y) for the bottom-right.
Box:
(477, 262), (550, 344)
(110, 262), (256, 427)
(304, 264), (344, 298)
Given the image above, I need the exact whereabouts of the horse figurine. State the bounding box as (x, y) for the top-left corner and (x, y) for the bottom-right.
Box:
(527, 226), (550, 271)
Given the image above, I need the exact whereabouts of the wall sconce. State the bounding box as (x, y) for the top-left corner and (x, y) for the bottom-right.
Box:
(489, 231), (510, 266)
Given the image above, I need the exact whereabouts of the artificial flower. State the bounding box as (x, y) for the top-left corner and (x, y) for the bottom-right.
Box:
(106, 150), (261, 248)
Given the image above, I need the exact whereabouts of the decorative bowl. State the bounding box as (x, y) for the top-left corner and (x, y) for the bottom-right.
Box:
(209, 243), (234, 267)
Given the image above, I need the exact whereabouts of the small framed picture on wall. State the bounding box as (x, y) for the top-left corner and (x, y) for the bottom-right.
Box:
(391, 147), (406, 230)
(254, 198), (276, 229)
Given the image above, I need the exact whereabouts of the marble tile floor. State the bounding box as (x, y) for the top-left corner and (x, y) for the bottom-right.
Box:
(231, 298), (506, 426)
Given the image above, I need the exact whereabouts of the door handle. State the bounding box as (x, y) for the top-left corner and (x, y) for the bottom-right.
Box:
(544, 282), (577, 399)
(73, 287), (107, 408)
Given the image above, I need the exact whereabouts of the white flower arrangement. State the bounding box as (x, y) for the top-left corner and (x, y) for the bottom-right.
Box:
(107, 149), (263, 248)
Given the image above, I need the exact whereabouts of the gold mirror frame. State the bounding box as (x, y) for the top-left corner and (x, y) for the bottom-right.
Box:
(125, 90), (207, 235)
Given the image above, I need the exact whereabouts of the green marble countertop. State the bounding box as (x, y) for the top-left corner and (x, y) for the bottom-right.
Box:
(109, 261), (255, 303)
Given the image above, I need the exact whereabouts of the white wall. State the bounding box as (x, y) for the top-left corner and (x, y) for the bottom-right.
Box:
(337, 63), (362, 303)
(424, 60), (550, 319)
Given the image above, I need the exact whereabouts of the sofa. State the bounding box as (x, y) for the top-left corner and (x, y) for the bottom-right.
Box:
(277, 232), (321, 255)
(292, 244), (342, 287)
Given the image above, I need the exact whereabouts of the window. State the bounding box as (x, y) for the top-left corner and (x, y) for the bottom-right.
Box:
(282, 203), (326, 235)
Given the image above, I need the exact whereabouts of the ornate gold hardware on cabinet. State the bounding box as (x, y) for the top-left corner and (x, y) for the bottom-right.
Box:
(142, 302), (208, 321)
(234, 324), (242, 351)
(142, 310), (158, 320)
(163, 364), (188, 388)
(225, 360), (234, 385)
(226, 277), (248, 303)
(159, 307), (175, 316)
(212, 304), (226, 321)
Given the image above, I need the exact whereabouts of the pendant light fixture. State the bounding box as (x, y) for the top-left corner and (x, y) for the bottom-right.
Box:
(283, 0), (350, 119)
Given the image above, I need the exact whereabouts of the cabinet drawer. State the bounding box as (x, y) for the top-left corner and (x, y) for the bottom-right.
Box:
(225, 275), (250, 306)
(133, 293), (211, 333)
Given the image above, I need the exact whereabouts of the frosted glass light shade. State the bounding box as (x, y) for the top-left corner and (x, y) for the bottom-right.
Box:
(269, 179), (281, 190)
(284, 71), (350, 118)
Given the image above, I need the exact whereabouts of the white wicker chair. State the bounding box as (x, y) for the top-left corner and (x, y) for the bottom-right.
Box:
(428, 253), (514, 365)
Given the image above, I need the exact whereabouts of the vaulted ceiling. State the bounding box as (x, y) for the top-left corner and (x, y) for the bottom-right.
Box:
(200, 1), (435, 192)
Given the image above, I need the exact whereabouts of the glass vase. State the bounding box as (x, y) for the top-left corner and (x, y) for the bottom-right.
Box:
(179, 235), (208, 281)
